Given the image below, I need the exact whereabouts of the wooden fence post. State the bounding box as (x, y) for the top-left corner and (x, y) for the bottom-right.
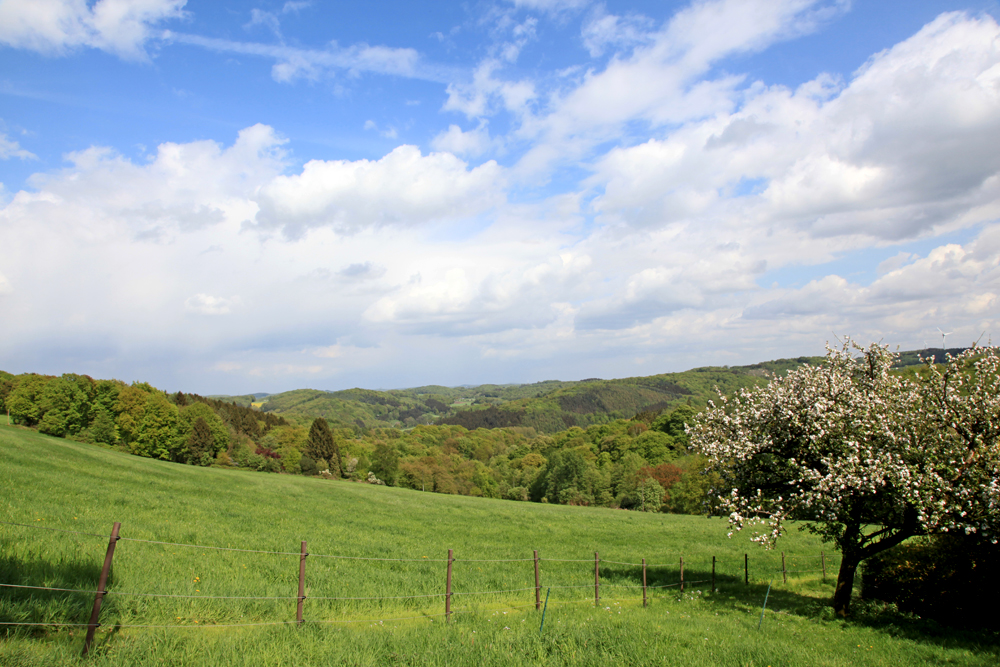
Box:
(82, 521), (120, 657)
(821, 552), (826, 582)
(446, 549), (453, 622)
(781, 552), (787, 584)
(297, 541), (307, 625)
(712, 556), (716, 593)
(745, 553), (749, 585)
(679, 556), (684, 593)
(594, 551), (600, 607)
(533, 550), (541, 611)
(642, 558), (647, 608)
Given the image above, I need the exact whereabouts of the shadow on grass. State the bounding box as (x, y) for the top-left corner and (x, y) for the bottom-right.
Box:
(599, 564), (1000, 656)
(0, 552), (114, 637)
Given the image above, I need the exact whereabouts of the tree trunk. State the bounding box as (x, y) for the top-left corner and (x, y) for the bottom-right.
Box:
(833, 552), (861, 617)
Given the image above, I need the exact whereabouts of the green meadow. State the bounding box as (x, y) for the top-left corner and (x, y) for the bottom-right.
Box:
(1, 424), (997, 666)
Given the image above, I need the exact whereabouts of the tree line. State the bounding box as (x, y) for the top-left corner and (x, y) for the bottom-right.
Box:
(0, 369), (715, 515)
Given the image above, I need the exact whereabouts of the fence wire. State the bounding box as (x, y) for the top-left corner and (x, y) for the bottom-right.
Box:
(2, 516), (844, 637)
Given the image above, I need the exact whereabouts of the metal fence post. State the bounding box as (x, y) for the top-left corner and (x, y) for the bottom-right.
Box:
(446, 549), (453, 622)
(533, 550), (541, 611)
(297, 541), (307, 625)
(642, 558), (647, 607)
(594, 551), (600, 607)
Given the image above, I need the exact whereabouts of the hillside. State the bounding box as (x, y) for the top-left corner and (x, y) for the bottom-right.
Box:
(2, 425), (996, 666)
(236, 356), (823, 432)
(224, 348), (963, 433)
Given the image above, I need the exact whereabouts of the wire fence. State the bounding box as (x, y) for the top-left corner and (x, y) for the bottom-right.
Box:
(1, 518), (842, 652)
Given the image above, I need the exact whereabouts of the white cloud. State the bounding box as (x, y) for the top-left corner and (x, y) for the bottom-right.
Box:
(164, 32), (447, 84)
(3, 7), (1000, 392)
(581, 4), (654, 57)
(0, 0), (186, 60)
(0, 131), (36, 160)
(584, 11), (1000, 257)
(510, 0), (591, 12)
(245, 8), (281, 39)
(253, 145), (505, 237)
(443, 59), (536, 119)
(185, 294), (240, 315)
(512, 0), (848, 176)
(430, 122), (499, 157)
(3, 123), (286, 242)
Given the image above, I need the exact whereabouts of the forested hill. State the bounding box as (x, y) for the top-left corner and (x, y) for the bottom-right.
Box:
(204, 347), (964, 432)
(0, 346), (970, 514)
(215, 356), (819, 432)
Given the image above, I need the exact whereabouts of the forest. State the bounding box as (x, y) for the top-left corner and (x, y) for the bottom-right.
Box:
(0, 369), (717, 514)
(0, 348), (965, 515)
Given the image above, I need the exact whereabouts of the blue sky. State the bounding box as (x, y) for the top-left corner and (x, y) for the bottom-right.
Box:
(1, 0), (999, 394)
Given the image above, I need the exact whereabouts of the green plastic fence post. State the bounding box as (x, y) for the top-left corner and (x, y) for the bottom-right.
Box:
(757, 579), (773, 631)
(539, 588), (551, 633)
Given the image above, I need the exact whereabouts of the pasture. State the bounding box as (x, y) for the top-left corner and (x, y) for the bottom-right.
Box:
(1, 424), (996, 665)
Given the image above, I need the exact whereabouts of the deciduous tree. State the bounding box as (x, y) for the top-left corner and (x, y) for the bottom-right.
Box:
(689, 342), (1000, 616)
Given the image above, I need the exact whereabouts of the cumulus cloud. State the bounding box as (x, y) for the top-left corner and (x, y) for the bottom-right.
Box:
(253, 145), (505, 237)
(2, 123), (286, 243)
(589, 12), (1000, 249)
(2, 4), (999, 392)
(0, 0), (186, 60)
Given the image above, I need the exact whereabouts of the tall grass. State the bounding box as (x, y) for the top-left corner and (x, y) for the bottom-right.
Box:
(2, 424), (997, 665)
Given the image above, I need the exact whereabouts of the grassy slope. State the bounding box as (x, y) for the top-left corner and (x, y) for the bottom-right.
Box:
(2, 425), (997, 666)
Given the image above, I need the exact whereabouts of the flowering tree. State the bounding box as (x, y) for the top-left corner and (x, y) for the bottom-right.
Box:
(689, 342), (1000, 616)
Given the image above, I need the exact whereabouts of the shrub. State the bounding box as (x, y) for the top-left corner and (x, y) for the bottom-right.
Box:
(504, 486), (529, 502)
(863, 534), (1000, 630)
(299, 454), (318, 476)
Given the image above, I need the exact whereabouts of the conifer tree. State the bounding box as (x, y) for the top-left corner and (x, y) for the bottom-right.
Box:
(187, 417), (214, 465)
(306, 417), (342, 477)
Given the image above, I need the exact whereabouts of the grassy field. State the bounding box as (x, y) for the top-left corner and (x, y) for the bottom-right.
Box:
(2, 424), (998, 666)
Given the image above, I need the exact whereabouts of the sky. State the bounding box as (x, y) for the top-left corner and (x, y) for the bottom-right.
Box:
(1, 0), (1000, 394)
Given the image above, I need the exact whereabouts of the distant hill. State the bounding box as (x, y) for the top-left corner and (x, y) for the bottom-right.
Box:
(208, 355), (820, 432)
(204, 348), (969, 433)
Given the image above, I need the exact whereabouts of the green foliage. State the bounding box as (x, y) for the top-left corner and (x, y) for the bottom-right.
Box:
(115, 384), (150, 446)
(176, 402), (230, 460)
(135, 393), (179, 460)
(88, 404), (118, 445)
(186, 417), (215, 466)
(371, 440), (400, 486)
(662, 455), (720, 515)
(306, 417), (341, 475)
(863, 534), (1000, 630)
(6, 374), (49, 426)
(298, 453), (318, 475)
(245, 357), (823, 433)
(636, 477), (665, 512)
